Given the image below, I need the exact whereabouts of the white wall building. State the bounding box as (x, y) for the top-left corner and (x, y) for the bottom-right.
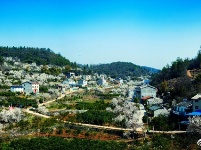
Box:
(22, 81), (39, 95)
(10, 85), (24, 93)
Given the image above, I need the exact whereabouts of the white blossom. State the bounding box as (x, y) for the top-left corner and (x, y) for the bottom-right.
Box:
(0, 108), (24, 123)
(37, 106), (49, 115)
(106, 107), (112, 112)
(187, 116), (201, 133)
(107, 97), (143, 129)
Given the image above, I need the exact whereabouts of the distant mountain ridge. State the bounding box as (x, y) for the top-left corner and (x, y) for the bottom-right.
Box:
(0, 46), (76, 67)
(88, 62), (158, 79)
(141, 66), (160, 74)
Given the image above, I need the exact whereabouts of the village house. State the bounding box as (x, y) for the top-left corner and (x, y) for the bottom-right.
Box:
(172, 101), (192, 116)
(141, 96), (163, 106)
(22, 81), (39, 95)
(62, 78), (76, 87)
(10, 85), (24, 93)
(134, 84), (157, 103)
(82, 75), (92, 81)
(77, 79), (87, 87)
(58, 84), (69, 93)
(148, 105), (169, 117)
(66, 72), (75, 78)
(97, 77), (108, 86)
(191, 93), (201, 112)
(114, 78), (124, 85)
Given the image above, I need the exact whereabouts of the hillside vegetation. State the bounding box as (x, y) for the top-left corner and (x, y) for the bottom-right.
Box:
(151, 49), (201, 100)
(87, 62), (152, 79)
(0, 46), (77, 67)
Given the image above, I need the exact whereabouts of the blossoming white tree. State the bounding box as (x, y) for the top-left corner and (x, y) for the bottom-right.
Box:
(37, 106), (49, 115)
(0, 108), (24, 123)
(107, 97), (143, 130)
(187, 116), (201, 133)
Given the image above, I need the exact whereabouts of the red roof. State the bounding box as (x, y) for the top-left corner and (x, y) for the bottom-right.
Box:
(141, 96), (152, 100)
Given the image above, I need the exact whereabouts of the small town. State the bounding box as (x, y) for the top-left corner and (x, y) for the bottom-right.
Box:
(0, 53), (200, 149)
(1, 1), (201, 150)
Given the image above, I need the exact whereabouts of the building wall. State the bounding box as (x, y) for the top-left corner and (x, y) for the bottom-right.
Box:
(192, 99), (201, 111)
(78, 80), (87, 87)
(11, 87), (24, 93)
(141, 87), (156, 98)
(23, 82), (33, 94)
(135, 85), (157, 100)
(32, 83), (39, 93)
(22, 82), (39, 94)
(97, 78), (107, 86)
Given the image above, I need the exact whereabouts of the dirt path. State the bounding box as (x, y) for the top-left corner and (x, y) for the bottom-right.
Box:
(23, 88), (186, 134)
(39, 89), (83, 106)
(187, 70), (193, 78)
(23, 108), (50, 118)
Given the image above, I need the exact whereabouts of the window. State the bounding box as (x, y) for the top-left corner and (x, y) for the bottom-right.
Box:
(195, 100), (198, 102)
(195, 106), (199, 109)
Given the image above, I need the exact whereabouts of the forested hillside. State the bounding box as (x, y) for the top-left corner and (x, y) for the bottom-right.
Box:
(151, 49), (201, 100)
(0, 46), (77, 67)
(87, 62), (151, 79)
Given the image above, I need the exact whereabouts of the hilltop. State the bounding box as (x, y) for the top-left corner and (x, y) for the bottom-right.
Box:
(151, 48), (201, 101)
(0, 46), (76, 67)
(85, 62), (158, 79)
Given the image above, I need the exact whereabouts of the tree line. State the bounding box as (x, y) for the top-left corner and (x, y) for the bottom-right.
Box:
(0, 46), (77, 68)
(1, 137), (127, 150)
(84, 62), (150, 79)
(151, 49), (201, 100)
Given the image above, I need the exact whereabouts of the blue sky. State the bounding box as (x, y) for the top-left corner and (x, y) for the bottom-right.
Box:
(0, 0), (201, 69)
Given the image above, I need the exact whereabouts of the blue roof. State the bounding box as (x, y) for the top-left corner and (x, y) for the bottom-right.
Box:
(149, 105), (161, 111)
(187, 112), (201, 116)
(11, 85), (23, 88)
(195, 109), (201, 113)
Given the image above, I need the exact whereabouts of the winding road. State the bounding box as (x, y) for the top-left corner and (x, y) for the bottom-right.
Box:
(23, 89), (187, 134)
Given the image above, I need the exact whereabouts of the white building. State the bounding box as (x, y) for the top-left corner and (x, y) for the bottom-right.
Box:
(191, 94), (201, 112)
(97, 77), (108, 86)
(77, 79), (88, 87)
(62, 78), (76, 86)
(10, 85), (24, 93)
(22, 81), (39, 95)
(134, 84), (157, 101)
(83, 75), (92, 81)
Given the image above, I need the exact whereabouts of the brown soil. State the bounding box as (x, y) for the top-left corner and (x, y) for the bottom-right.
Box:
(38, 129), (121, 141)
(187, 69), (201, 78)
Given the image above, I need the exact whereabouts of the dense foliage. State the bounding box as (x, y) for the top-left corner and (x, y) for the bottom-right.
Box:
(149, 115), (176, 131)
(0, 46), (76, 67)
(39, 85), (48, 93)
(75, 100), (110, 110)
(151, 50), (201, 100)
(87, 62), (150, 79)
(0, 97), (37, 108)
(76, 110), (114, 125)
(2, 137), (127, 150)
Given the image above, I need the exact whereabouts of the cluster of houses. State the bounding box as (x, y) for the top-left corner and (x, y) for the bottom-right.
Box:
(132, 81), (201, 124)
(57, 72), (112, 93)
(172, 94), (201, 118)
(7, 56), (201, 126)
(132, 84), (169, 117)
(11, 81), (39, 95)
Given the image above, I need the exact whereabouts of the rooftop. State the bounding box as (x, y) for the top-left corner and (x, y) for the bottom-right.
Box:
(176, 101), (192, 107)
(11, 85), (23, 88)
(191, 94), (201, 100)
(141, 96), (152, 100)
